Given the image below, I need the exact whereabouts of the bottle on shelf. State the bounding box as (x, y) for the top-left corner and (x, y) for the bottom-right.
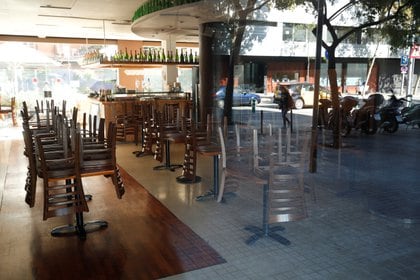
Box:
(151, 49), (156, 62)
(140, 48), (145, 62)
(180, 49), (185, 63)
(147, 49), (152, 62)
(188, 49), (193, 63)
(168, 51), (174, 62)
(159, 49), (164, 62)
(194, 51), (199, 64)
(124, 47), (129, 61)
(175, 49), (180, 63)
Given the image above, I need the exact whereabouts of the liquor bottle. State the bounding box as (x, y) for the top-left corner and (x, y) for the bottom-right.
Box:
(129, 50), (134, 61)
(160, 49), (165, 62)
(140, 48), (145, 62)
(181, 49), (185, 63)
(167, 50), (172, 62)
(175, 49), (180, 63)
(151, 49), (156, 62)
(194, 51), (199, 63)
(124, 47), (129, 61)
(188, 49), (193, 63)
(147, 49), (152, 62)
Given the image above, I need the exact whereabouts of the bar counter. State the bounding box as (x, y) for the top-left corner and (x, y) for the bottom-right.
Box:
(85, 92), (192, 133)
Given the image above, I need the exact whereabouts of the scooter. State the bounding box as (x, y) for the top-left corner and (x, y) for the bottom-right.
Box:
(374, 95), (406, 133)
(345, 93), (384, 135)
(335, 95), (359, 136)
(327, 94), (379, 136)
(402, 103), (420, 128)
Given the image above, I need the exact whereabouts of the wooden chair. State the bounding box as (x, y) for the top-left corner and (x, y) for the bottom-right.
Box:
(22, 108), (73, 208)
(217, 126), (240, 202)
(176, 133), (199, 183)
(22, 129), (38, 208)
(133, 101), (154, 156)
(217, 126), (266, 203)
(176, 117), (211, 184)
(245, 132), (309, 246)
(78, 122), (125, 199)
(0, 96), (17, 126)
(81, 112), (105, 143)
(35, 131), (88, 221)
(115, 101), (138, 142)
(35, 129), (109, 239)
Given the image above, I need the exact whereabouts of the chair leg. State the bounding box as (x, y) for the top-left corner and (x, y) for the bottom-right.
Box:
(216, 169), (226, 203)
(112, 167), (125, 199)
(24, 167), (37, 208)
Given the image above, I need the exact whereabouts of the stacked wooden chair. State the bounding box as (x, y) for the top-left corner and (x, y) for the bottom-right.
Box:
(76, 121), (125, 199)
(176, 116), (211, 184)
(152, 104), (185, 171)
(21, 100), (124, 239)
(244, 129), (310, 246)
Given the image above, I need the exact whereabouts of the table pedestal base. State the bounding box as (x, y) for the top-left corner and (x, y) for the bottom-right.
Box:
(176, 175), (201, 184)
(244, 183), (291, 245)
(195, 189), (214, 201)
(244, 225), (290, 245)
(133, 150), (153, 158)
(50, 213), (108, 240)
(153, 163), (183, 172)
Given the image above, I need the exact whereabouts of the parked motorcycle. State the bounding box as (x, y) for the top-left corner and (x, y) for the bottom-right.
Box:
(402, 103), (420, 128)
(328, 94), (383, 136)
(336, 95), (359, 136)
(352, 93), (384, 135)
(374, 95), (406, 133)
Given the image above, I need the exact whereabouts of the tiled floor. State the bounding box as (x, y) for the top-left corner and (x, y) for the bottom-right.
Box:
(1, 107), (419, 279)
(117, 108), (420, 279)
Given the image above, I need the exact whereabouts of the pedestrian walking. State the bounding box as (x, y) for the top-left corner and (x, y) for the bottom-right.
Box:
(278, 85), (293, 128)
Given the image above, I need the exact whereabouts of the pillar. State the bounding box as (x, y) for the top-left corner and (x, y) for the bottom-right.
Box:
(199, 23), (214, 123)
(161, 35), (178, 90)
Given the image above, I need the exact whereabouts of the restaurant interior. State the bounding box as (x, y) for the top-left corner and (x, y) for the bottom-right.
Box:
(1, 1), (420, 280)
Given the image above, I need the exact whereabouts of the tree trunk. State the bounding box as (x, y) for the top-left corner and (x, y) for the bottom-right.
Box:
(327, 49), (342, 149)
(223, 23), (246, 125)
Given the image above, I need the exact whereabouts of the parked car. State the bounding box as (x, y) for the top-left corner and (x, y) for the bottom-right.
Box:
(214, 86), (261, 107)
(274, 82), (330, 109)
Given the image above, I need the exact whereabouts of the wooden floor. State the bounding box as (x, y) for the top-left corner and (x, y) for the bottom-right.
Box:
(0, 134), (225, 280)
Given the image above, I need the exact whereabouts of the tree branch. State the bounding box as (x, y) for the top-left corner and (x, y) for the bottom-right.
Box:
(334, 0), (413, 46)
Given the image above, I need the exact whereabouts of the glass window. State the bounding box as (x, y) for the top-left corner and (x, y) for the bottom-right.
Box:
(0, 41), (118, 109)
(142, 68), (163, 92)
(283, 23), (293, 41)
(294, 24), (307, 42)
(177, 68), (192, 93)
(346, 63), (367, 86)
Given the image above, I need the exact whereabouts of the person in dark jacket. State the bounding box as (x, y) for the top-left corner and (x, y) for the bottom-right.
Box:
(278, 85), (293, 128)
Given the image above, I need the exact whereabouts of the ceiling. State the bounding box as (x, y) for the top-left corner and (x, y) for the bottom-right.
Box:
(0, 0), (219, 43)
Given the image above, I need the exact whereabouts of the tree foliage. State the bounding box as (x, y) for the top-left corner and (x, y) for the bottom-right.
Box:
(207, 0), (272, 123)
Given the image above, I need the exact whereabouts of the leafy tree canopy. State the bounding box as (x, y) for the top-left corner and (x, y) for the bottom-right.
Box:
(273, 0), (419, 49)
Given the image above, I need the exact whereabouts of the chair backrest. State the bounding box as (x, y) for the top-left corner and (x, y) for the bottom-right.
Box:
(22, 129), (37, 208)
(267, 170), (307, 224)
(180, 133), (197, 181)
(266, 129), (310, 224)
(35, 128), (89, 221)
(217, 126), (226, 169)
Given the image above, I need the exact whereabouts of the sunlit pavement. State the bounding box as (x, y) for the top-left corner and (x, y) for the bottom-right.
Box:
(227, 105), (420, 224)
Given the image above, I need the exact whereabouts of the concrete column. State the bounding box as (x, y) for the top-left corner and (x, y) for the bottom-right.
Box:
(199, 23), (214, 123)
(161, 36), (178, 90)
